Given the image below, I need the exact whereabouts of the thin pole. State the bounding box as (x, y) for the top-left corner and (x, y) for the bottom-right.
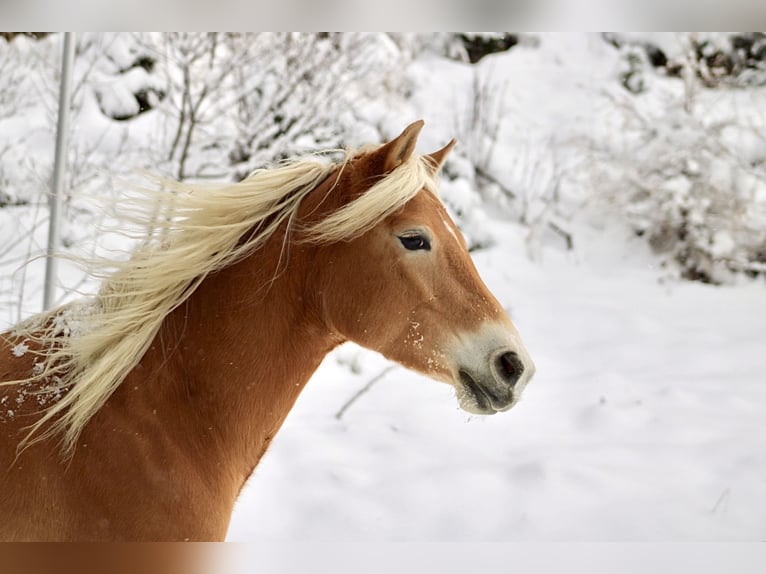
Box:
(43, 32), (75, 311)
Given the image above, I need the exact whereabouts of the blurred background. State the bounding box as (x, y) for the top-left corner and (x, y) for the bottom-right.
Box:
(1, 33), (765, 541)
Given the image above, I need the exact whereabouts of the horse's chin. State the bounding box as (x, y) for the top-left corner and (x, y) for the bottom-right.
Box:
(459, 400), (498, 416)
(453, 370), (519, 415)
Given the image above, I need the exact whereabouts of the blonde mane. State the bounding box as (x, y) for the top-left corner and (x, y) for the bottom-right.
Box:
(5, 147), (438, 455)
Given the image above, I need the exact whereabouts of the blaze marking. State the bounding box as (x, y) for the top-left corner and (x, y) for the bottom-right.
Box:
(440, 214), (460, 244)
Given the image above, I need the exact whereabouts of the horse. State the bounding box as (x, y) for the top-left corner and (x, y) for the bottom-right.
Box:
(0, 121), (535, 541)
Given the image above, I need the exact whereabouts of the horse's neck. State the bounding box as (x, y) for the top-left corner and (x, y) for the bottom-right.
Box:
(132, 237), (342, 489)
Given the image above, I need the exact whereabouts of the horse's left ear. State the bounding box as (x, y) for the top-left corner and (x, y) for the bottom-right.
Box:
(426, 138), (457, 174)
(379, 120), (425, 173)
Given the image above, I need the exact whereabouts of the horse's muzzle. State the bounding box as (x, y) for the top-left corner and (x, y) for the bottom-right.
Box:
(458, 349), (534, 414)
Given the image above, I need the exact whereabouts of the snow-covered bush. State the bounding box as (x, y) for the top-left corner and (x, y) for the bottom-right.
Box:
(432, 65), (512, 251)
(226, 33), (405, 177)
(454, 33), (520, 64)
(414, 33), (532, 65)
(129, 33), (407, 181)
(588, 87), (766, 283)
(87, 37), (165, 122)
(680, 33), (766, 89)
(0, 35), (43, 206)
(607, 32), (766, 92)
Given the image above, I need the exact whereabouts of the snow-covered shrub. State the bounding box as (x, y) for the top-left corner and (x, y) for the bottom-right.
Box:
(227, 33), (405, 177)
(0, 35), (41, 206)
(588, 88), (766, 283)
(607, 33), (766, 92)
(617, 44), (653, 94)
(586, 33), (766, 283)
(453, 66), (507, 177)
(680, 33), (766, 89)
(133, 33), (406, 181)
(390, 33), (542, 74)
(89, 44), (165, 122)
(456, 33), (520, 64)
(427, 65), (512, 251)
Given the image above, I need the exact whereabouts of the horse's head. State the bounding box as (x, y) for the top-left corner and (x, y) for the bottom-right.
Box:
(309, 121), (535, 414)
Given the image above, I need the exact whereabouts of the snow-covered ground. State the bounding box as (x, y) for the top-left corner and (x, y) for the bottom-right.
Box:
(1, 33), (765, 541)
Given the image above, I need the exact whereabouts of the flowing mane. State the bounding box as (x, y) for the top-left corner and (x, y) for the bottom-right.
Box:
(5, 146), (439, 455)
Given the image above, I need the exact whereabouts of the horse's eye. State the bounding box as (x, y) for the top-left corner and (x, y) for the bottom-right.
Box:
(399, 234), (431, 251)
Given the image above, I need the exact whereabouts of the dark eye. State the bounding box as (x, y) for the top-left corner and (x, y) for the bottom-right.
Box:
(398, 234), (431, 251)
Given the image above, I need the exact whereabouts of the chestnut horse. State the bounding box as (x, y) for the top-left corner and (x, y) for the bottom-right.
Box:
(0, 121), (534, 541)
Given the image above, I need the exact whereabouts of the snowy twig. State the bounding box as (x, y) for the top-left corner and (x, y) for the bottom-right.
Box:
(334, 365), (398, 421)
(455, 66), (507, 175)
(475, 165), (516, 199)
(548, 221), (573, 251)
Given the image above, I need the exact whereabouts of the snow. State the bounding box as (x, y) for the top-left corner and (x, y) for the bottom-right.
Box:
(1, 33), (765, 542)
(11, 342), (29, 357)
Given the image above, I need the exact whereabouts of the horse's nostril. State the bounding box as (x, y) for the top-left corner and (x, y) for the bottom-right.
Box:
(496, 351), (523, 387)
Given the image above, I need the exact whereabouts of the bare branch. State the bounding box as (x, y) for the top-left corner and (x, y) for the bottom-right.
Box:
(334, 365), (398, 421)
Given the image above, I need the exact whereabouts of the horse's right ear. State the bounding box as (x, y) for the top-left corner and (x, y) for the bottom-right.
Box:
(426, 138), (457, 174)
(378, 120), (425, 173)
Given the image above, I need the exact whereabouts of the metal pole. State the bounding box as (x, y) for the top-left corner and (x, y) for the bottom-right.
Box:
(43, 32), (75, 311)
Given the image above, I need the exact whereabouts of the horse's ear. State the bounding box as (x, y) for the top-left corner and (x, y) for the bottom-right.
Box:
(379, 120), (425, 173)
(426, 138), (457, 174)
